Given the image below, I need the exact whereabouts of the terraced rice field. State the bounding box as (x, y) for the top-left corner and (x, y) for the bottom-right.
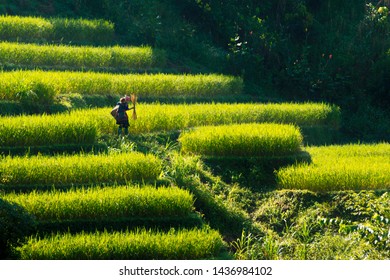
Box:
(3, 185), (194, 220)
(0, 152), (162, 189)
(0, 42), (166, 71)
(18, 228), (224, 260)
(1, 14), (388, 260)
(0, 15), (115, 44)
(0, 70), (243, 102)
(179, 123), (303, 157)
(0, 102), (339, 150)
(276, 143), (390, 191)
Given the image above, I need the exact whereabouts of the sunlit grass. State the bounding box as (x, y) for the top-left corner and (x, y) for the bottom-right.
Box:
(0, 42), (166, 70)
(0, 15), (114, 44)
(0, 70), (242, 102)
(18, 228), (225, 259)
(179, 123), (303, 157)
(0, 152), (162, 188)
(0, 113), (98, 146)
(276, 143), (390, 191)
(74, 102), (340, 135)
(3, 185), (194, 220)
(0, 102), (338, 148)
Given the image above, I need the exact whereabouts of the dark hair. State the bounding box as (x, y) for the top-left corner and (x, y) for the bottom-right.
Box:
(120, 97), (126, 103)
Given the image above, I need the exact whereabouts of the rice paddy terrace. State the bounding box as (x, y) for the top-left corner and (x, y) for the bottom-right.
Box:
(0, 15), (389, 260)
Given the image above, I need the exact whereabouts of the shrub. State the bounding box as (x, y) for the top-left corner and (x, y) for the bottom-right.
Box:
(0, 198), (36, 259)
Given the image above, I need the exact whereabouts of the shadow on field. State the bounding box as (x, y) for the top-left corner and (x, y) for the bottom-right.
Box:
(202, 151), (312, 191)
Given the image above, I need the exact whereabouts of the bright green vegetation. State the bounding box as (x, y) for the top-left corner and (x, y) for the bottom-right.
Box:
(0, 42), (166, 71)
(17, 227), (224, 260)
(0, 113), (98, 147)
(179, 123), (303, 157)
(76, 102), (340, 134)
(2, 185), (194, 220)
(249, 190), (390, 260)
(0, 103), (338, 149)
(276, 143), (390, 191)
(1, 1), (389, 261)
(0, 70), (243, 103)
(304, 142), (390, 157)
(0, 152), (162, 189)
(0, 15), (114, 44)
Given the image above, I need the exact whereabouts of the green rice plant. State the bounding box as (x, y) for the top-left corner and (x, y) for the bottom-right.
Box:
(0, 152), (162, 189)
(2, 185), (194, 221)
(276, 143), (390, 192)
(0, 102), (338, 148)
(0, 71), (243, 103)
(68, 102), (340, 135)
(18, 227), (224, 259)
(178, 123), (303, 157)
(0, 42), (166, 71)
(0, 113), (98, 147)
(0, 15), (53, 42)
(305, 142), (390, 158)
(0, 143), (108, 156)
(49, 17), (114, 45)
(0, 15), (114, 44)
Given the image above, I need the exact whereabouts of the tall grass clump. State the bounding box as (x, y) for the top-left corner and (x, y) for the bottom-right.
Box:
(0, 198), (36, 259)
(0, 15), (114, 44)
(276, 143), (390, 192)
(0, 113), (98, 147)
(0, 42), (166, 71)
(0, 71), (242, 102)
(3, 185), (194, 221)
(0, 152), (162, 189)
(179, 123), (303, 157)
(18, 228), (224, 259)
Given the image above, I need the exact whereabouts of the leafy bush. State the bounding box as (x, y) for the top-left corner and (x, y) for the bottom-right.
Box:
(0, 198), (36, 259)
(251, 189), (389, 259)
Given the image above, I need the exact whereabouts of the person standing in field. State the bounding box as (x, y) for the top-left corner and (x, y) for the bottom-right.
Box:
(116, 96), (134, 136)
